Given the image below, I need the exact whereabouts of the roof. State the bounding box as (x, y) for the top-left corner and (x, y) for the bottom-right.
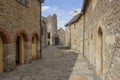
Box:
(41, 16), (47, 23)
(65, 12), (83, 26)
(52, 28), (65, 37)
(81, 0), (89, 12)
(40, 0), (45, 3)
(65, 0), (89, 27)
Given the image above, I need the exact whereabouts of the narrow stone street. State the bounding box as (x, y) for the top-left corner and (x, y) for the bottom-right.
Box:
(0, 46), (94, 80)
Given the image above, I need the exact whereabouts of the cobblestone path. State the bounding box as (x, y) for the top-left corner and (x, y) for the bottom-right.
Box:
(0, 46), (94, 80)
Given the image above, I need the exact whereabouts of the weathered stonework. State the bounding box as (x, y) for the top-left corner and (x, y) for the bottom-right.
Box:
(65, 0), (120, 80)
(83, 0), (120, 79)
(46, 14), (57, 45)
(65, 14), (83, 53)
(65, 25), (71, 47)
(52, 28), (65, 45)
(41, 17), (47, 48)
(0, 0), (42, 72)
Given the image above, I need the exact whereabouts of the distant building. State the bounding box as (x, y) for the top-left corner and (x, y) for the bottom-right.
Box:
(46, 14), (57, 45)
(41, 17), (47, 48)
(65, 12), (83, 53)
(52, 28), (65, 45)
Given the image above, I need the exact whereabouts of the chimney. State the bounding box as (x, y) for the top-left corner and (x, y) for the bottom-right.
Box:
(73, 11), (79, 17)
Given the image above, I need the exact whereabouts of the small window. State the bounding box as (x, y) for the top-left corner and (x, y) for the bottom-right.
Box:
(21, 0), (26, 5)
(74, 24), (76, 29)
(17, 0), (27, 5)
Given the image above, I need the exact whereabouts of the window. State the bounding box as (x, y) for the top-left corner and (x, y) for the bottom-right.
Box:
(48, 33), (50, 39)
(17, 0), (27, 5)
(74, 24), (76, 29)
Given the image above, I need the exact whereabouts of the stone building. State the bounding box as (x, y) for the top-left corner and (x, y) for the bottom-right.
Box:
(0, 0), (44, 73)
(52, 28), (65, 45)
(65, 0), (120, 80)
(41, 17), (47, 48)
(65, 12), (83, 53)
(65, 24), (71, 47)
(46, 14), (57, 45)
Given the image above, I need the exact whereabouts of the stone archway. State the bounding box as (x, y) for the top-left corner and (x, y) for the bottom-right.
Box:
(15, 30), (29, 65)
(96, 27), (103, 75)
(32, 32), (39, 60)
(0, 28), (10, 73)
(16, 35), (24, 65)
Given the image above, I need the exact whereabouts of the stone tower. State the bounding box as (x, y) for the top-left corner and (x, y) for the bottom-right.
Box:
(47, 14), (57, 45)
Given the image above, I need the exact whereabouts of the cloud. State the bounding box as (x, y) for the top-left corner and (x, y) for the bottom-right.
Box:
(42, 6), (81, 30)
(57, 21), (67, 30)
(58, 21), (66, 27)
(42, 6), (50, 12)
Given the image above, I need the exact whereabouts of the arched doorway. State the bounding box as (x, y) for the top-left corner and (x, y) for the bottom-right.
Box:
(16, 35), (24, 65)
(32, 36), (37, 60)
(15, 30), (29, 66)
(0, 28), (10, 73)
(55, 36), (59, 45)
(96, 27), (103, 75)
(32, 32), (39, 60)
(0, 36), (3, 73)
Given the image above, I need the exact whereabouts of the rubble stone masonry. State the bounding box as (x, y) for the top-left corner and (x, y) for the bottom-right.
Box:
(0, 0), (41, 72)
(65, 0), (120, 80)
(84, 0), (120, 79)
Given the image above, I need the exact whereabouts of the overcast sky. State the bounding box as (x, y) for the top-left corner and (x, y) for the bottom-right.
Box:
(42, 0), (83, 29)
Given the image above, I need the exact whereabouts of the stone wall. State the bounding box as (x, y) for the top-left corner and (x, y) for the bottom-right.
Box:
(42, 17), (47, 48)
(70, 18), (83, 53)
(83, 0), (120, 79)
(65, 0), (120, 80)
(0, 0), (41, 72)
(52, 28), (65, 45)
(65, 26), (71, 47)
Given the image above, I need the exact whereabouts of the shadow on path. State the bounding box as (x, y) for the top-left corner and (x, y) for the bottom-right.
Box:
(0, 46), (94, 80)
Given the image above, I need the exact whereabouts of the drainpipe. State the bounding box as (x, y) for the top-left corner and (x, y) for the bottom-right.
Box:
(82, 12), (85, 57)
(40, 0), (45, 59)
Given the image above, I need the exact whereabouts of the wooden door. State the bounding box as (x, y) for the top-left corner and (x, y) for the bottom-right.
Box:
(20, 36), (24, 64)
(32, 36), (37, 60)
(0, 36), (3, 73)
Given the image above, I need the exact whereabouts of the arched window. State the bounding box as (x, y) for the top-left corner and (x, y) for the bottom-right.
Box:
(96, 27), (103, 75)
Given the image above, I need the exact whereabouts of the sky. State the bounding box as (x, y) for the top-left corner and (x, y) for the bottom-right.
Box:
(42, 0), (83, 30)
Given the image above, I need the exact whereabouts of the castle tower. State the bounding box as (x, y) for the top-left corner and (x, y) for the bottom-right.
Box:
(47, 14), (57, 45)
